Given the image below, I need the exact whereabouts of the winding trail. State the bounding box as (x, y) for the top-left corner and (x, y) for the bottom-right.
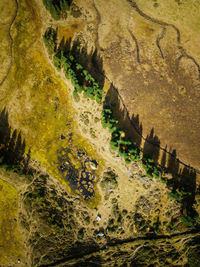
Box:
(127, 0), (181, 43)
(127, 0), (200, 79)
(128, 28), (140, 63)
(156, 27), (166, 59)
(0, 0), (18, 87)
(39, 228), (200, 266)
(93, 0), (101, 51)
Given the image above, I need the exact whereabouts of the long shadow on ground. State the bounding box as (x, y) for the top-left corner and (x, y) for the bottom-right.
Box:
(104, 85), (197, 221)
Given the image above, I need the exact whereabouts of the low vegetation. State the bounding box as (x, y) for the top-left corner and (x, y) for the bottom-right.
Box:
(43, 27), (103, 103)
(102, 106), (141, 163)
(142, 156), (160, 178)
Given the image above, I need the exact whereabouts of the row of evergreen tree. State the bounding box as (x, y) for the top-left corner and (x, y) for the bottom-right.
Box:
(43, 0), (72, 20)
(43, 28), (103, 103)
(102, 107), (141, 164)
(102, 106), (162, 178)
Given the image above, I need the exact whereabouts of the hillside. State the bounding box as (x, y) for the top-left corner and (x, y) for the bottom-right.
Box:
(0, 0), (200, 266)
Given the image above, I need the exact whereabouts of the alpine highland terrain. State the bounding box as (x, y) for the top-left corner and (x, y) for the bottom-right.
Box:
(0, 0), (200, 266)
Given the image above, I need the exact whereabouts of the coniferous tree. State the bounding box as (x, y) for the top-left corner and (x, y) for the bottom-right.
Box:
(50, 4), (60, 20)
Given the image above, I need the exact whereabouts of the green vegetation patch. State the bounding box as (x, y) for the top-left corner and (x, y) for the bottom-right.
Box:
(102, 106), (141, 163)
(43, 27), (103, 103)
(0, 179), (22, 265)
(142, 156), (160, 178)
(0, 0), (104, 208)
(43, 0), (72, 20)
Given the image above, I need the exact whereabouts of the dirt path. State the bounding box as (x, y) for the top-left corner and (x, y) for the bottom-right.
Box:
(156, 27), (166, 59)
(93, 0), (101, 51)
(0, 0), (18, 87)
(128, 28), (140, 63)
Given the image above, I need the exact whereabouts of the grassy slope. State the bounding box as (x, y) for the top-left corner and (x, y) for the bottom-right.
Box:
(0, 0), (103, 207)
(0, 178), (22, 265)
(0, 0), (16, 82)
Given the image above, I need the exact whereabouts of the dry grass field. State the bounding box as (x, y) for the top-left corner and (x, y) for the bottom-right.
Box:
(0, 0), (200, 266)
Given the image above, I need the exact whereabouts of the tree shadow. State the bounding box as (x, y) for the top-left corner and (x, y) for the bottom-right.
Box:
(57, 37), (105, 89)
(161, 145), (167, 169)
(166, 150), (197, 217)
(179, 167), (196, 217)
(0, 107), (27, 170)
(103, 84), (143, 148)
(143, 128), (160, 164)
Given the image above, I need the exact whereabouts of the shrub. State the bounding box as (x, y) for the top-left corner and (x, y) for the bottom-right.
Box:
(110, 142), (118, 150)
(168, 191), (183, 201)
(109, 126), (117, 133)
(43, 27), (57, 53)
(146, 170), (153, 178)
(48, 3), (61, 20)
(180, 215), (198, 227)
(142, 156), (160, 178)
(76, 63), (83, 70)
(72, 90), (79, 101)
(125, 158), (131, 164)
(43, 0), (71, 20)
(53, 54), (61, 70)
(60, 0), (70, 12)
(96, 95), (102, 103)
(161, 177), (167, 184)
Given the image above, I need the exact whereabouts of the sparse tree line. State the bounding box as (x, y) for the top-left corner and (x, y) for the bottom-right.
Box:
(101, 106), (199, 226)
(43, 27), (103, 103)
(43, 0), (72, 20)
(102, 106), (160, 178)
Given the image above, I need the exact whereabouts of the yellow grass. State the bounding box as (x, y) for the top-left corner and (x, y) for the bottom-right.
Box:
(0, 0), (104, 206)
(0, 178), (22, 265)
(135, 0), (200, 64)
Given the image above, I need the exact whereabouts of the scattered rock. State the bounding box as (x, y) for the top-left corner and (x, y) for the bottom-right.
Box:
(90, 160), (98, 170)
(97, 231), (104, 237)
(97, 214), (101, 221)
